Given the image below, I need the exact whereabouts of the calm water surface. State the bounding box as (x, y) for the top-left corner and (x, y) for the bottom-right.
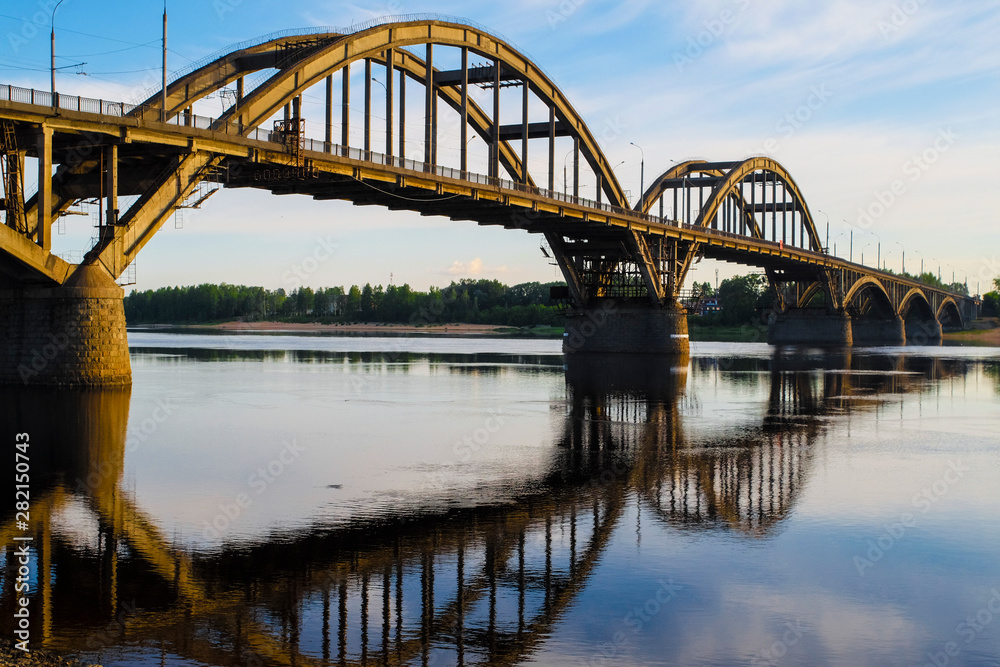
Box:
(2, 333), (1000, 666)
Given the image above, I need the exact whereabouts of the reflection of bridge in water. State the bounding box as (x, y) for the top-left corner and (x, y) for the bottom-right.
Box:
(0, 353), (972, 665)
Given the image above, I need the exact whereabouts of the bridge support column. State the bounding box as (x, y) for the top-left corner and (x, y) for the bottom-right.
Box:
(0, 264), (131, 386)
(852, 317), (905, 346)
(904, 318), (942, 345)
(563, 300), (689, 355)
(767, 310), (852, 347)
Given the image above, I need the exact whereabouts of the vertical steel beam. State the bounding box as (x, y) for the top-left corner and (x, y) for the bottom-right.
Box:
(491, 58), (500, 179)
(548, 105), (555, 191)
(399, 70), (406, 159)
(460, 46), (468, 173)
(324, 74), (332, 147)
(385, 49), (394, 158)
(521, 76), (529, 184)
(364, 58), (371, 155)
(424, 44), (433, 167)
(341, 64), (350, 147)
(572, 136), (579, 199)
(104, 143), (118, 227)
(35, 126), (52, 251)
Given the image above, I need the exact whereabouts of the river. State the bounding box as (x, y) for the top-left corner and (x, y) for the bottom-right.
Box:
(2, 333), (999, 666)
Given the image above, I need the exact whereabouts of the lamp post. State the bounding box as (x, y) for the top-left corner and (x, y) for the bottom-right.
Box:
(861, 243), (872, 267)
(895, 241), (905, 275)
(843, 221), (854, 263)
(913, 250), (924, 278)
(562, 147), (575, 195)
(817, 210), (830, 252)
(630, 142), (644, 206)
(50, 0), (67, 109)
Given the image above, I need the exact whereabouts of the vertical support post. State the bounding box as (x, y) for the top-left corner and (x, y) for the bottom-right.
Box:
(324, 74), (332, 147)
(236, 76), (244, 105)
(521, 76), (529, 184)
(36, 126), (52, 251)
(460, 46), (468, 173)
(399, 70), (406, 159)
(385, 49), (394, 158)
(104, 143), (117, 229)
(491, 57), (500, 179)
(548, 106), (555, 192)
(424, 44), (433, 167)
(364, 58), (371, 155)
(341, 64), (350, 148)
(283, 103), (290, 124)
(572, 136), (579, 199)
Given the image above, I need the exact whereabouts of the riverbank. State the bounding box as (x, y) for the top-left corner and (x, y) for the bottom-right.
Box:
(943, 318), (1000, 346)
(145, 321), (517, 335)
(0, 640), (96, 666)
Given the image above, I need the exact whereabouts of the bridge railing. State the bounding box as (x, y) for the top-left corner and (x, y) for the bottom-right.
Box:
(8, 81), (975, 299)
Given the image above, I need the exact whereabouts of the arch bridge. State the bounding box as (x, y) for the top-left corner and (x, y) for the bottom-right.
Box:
(0, 16), (979, 385)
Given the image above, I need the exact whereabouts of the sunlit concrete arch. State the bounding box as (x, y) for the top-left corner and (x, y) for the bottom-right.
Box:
(936, 296), (964, 329)
(843, 275), (895, 316)
(899, 286), (935, 320)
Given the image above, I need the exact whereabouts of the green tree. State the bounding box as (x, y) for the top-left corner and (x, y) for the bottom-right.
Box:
(717, 274), (766, 326)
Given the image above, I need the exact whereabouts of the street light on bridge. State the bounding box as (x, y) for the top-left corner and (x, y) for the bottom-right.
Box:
(50, 0), (67, 109)
(895, 241), (905, 275)
(817, 210), (830, 253)
(630, 142), (644, 206)
(912, 250), (924, 278)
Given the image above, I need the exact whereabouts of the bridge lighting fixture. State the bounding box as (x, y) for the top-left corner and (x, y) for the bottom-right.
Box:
(50, 0), (67, 109)
(630, 142), (644, 207)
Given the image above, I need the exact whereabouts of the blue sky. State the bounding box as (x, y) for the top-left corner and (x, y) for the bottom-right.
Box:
(2, 0), (998, 294)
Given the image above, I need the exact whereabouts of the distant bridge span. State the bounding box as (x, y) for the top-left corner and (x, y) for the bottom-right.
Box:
(0, 16), (979, 384)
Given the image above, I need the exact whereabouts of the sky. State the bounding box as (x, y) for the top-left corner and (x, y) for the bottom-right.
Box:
(2, 0), (999, 295)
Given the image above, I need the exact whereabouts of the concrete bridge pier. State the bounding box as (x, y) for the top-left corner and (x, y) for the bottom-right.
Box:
(563, 300), (689, 355)
(0, 264), (131, 386)
(767, 309), (853, 347)
(903, 317), (943, 346)
(852, 317), (906, 346)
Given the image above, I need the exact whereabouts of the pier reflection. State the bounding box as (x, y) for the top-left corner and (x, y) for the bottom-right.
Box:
(0, 351), (971, 665)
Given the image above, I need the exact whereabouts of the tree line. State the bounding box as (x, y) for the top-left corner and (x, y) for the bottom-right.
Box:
(124, 279), (567, 327)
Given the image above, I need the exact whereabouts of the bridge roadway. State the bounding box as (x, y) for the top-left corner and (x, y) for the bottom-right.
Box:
(0, 351), (962, 665)
(0, 18), (980, 385)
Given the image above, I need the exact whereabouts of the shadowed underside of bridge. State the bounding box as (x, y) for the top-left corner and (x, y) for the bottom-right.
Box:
(0, 16), (978, 384)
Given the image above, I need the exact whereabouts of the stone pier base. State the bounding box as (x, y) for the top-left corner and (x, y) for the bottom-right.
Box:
(564, 301), (689, 355)
(904, 318), (943, 346)
(852, 317), (906, 346)
(0, 265), (131, 386)
(767, 310), (852, 347)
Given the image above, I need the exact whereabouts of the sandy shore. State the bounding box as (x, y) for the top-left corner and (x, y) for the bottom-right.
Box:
(943, 327), (1000, 346)
(203, 321), (514, 334)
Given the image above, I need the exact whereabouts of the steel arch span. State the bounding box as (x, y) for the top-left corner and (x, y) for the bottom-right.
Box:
(638, 157), (835, 308)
